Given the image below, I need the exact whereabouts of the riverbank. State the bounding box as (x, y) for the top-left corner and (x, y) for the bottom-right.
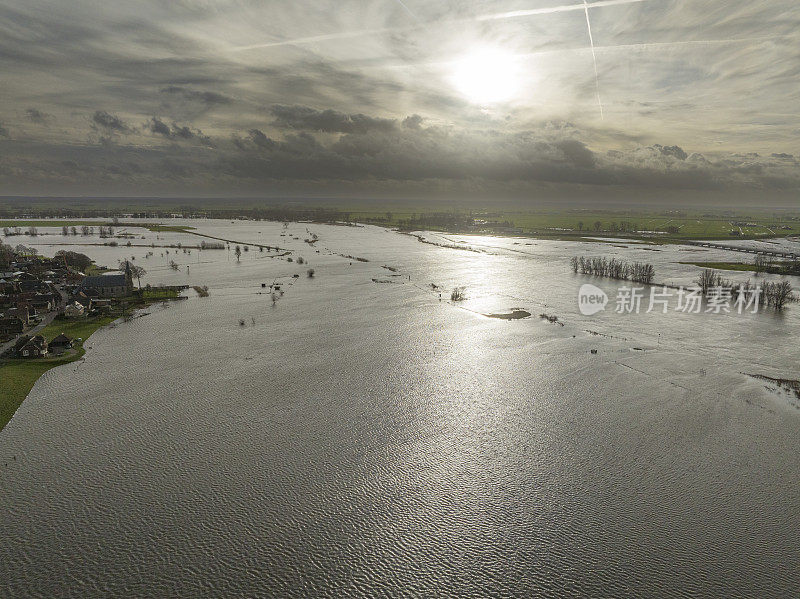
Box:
(0, 290), (184, 432)
(0, 315), (116, 431)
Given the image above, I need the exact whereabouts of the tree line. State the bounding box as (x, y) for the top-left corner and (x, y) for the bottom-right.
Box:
(753, 253), (800, 276)
(571, 255), (655, 284)
(697, 269), (794, 310)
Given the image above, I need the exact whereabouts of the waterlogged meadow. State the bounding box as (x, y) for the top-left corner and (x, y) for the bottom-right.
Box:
(1, 219), (799, 597)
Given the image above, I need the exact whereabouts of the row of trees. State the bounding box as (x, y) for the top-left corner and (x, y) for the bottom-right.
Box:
(2, 226), (38, 236)
(199, 241), (225, 249)
(574, 221), (681, 234)
(0, 243), (38, 267)
(571, 255), (655, 284)
(754, 253), (800, 276)
(697, 269), (794, 310)
(58, 225), (97, 236)
(54, 250), (92, 272)
(576, 220), (641, 233)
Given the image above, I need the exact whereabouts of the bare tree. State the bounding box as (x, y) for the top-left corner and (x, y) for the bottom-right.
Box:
(753, 253), (771, 275)
(119, 260), (146, 288)
(769, 280), (794, 310)
(234, 245), (242, 262)
(697, 269), (717, 295)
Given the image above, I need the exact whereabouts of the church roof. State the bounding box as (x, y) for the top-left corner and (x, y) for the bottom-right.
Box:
(79, 274), (128, 289)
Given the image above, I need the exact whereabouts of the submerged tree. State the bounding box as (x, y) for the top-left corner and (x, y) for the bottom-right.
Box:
(571, 255), (655, 284)
(234, 245), (242, 262)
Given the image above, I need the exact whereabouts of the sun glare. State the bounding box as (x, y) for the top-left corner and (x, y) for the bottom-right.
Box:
(450, 47), (521, 105)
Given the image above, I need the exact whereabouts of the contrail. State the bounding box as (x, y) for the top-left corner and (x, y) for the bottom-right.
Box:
(359, 35), (791, 72)
(475, 0), (648, 21)
(231, 0), (650, 51)
(583, 0), (604, 119)
(393, 0), (420, 22)
(234, 27), (394, 50)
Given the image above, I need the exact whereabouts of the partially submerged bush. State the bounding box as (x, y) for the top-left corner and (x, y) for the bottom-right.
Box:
(451, 286), (466, 302)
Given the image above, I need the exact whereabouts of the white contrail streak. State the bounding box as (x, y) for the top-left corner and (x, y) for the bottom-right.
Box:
(231, 0), (650, 51)
(475, 0), (648, 22)
(234, 27), (394, 50)
(393, 0), (420, 21)
(583, 0), (604, 120)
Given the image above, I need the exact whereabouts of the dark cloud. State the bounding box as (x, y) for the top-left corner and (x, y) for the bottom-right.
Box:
(92, 110), (130, 133)
(25, 108), (52, 124)
(402, 114), (423, 130)
(270, 105), (397, 134)
(2, 114), (799, 196)
(148, 117), (214, 147)
(149, 117), (172, 137)
(653, 144), (688, 161)
(159, 86), (232, 106)
(249, 129), (277, 150)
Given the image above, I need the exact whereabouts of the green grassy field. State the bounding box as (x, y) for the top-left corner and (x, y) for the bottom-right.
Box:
(141, 288), (180, 301)
(679, 260), (800, 275)
(348, 208), (800, 241)
(2, 209), (799, 242)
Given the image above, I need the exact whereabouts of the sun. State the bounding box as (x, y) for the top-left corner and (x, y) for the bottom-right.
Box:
(450, 46), (521, 105)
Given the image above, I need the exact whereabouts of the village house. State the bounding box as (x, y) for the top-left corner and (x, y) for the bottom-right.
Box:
(49, 333), (73, 354)
(4, 306), (30, 324)
(0, 316), (25, 340)
(64, 301), (85, 318)
(17, 335), (48, 358)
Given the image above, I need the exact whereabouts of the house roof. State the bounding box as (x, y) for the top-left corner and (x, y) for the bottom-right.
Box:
(51, 333), (72, 345)
(79, 274), (127, 288)
(21, 335), (46, 350)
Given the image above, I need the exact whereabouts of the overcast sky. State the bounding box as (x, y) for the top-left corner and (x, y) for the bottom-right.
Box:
(1, 0), (798, 202)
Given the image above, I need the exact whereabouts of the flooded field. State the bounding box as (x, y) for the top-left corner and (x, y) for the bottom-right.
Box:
(1, 220), (799, 597)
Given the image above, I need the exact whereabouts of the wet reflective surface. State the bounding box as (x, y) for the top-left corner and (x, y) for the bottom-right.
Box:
(1, 221), (799, 597)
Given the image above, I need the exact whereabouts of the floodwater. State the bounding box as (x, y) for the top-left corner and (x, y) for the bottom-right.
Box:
(1, 220), (799, 597)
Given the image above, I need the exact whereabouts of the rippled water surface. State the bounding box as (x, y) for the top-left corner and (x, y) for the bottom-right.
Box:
(1, 220), (799, 597)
